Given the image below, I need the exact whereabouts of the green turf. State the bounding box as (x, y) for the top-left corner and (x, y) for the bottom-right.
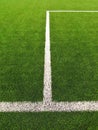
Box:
(0, 0), (98, 129)
(0, 112), (98, 130)
(0, 0), (46, 101)
(51, 12), (98, 101)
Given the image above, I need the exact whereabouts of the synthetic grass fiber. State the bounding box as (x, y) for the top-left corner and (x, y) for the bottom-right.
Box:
(0, 0), (98, 129)
(51, 12), (98, 101)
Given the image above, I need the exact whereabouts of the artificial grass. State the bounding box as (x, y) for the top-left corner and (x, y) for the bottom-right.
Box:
(0, 112), (98, 130)
(51, 12), (98, 101)
(0, 0), (98, 101)
(0, 0), (45, 101)
(0, 0), (98, 129)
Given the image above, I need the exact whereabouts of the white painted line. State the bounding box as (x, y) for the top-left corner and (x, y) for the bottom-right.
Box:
(0, 101), (98, 112)
(49, 10), (98, 13)
(0, 102), (43, 112)
(43, 11), (52, 104)
(44, 101), (98, 112)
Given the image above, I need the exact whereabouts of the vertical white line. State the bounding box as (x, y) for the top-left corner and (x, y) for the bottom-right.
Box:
(43, 11), (52, 104)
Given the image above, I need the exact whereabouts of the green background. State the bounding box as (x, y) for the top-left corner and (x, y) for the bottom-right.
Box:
(0, 0), (98, 129)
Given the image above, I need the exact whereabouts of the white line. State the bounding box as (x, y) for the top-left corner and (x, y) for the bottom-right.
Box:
(44, 101), (98, 112)
(43, 11), (52, 104)
(49, 10), (98, 12)
(0, 102), (43, 112)
(0, 101), (98, 112)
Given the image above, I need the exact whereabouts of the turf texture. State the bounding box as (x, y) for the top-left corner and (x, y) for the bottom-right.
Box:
(51, 12), (98, 101)
(0, 112), (98, 130)
(0, 0), (98, 129)
(0, 0), (45, 101)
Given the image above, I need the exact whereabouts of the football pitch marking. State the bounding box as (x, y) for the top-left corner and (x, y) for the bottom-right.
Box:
(0, 101), (98, 112)
(43, 11), (52, 104)
(0, 10), (98, 112)
(49, 10), (98, 12)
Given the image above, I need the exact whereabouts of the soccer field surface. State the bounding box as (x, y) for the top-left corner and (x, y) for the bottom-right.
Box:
(0, 0), (98, 129)
(51, 11), (98, 101)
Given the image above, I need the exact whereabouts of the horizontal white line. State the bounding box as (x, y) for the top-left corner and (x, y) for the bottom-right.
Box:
(0, 102), (43, 112)
(0, 101), (98, 112)
(49, 10), (98, 13)
(45, 101), (98, 112)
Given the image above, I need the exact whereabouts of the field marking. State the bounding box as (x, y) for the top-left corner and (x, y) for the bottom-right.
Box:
(0, 102), (43, 112)
(43, 11), (52, 104)
(49, 10), (98, 12)
(0, 10), (98, 112)
(0, 102), (98, 112)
